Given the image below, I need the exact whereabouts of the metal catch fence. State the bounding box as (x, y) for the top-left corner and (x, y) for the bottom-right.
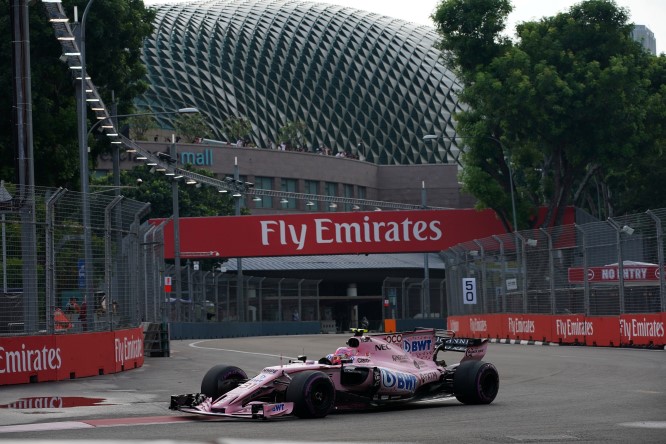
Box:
(443, 209), (666, 317)
(0, 182), (151, 336)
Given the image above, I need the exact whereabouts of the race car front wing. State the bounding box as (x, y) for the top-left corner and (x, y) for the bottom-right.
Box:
(170, 393), (294, 419)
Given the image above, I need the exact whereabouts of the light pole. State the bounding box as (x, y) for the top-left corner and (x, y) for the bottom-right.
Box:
(220, 160), (254, 322)
(421, 180), (430, 318)
(487, 136), (518, 233)
(171, 134), (183, 320)
(73, 0), (96, 318)
(424, 133), (518, 232)
(234, 157), (244, 322)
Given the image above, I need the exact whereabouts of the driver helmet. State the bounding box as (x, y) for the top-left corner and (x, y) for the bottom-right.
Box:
(326, 346), (356, 364)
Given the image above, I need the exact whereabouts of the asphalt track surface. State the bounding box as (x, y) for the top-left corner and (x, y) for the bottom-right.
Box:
(0, 334), (664, 444)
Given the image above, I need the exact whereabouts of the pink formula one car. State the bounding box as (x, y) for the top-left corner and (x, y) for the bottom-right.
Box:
(170, 328), (499, 419)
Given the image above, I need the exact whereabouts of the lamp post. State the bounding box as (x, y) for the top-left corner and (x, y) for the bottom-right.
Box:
(234, 157), (245, 322)
(170, 134), (183, 320)
(421, 180), (430, 318)
(73, 0), (96, 316)
(424, 133), (518, 232)
(488, 136), (518, 233)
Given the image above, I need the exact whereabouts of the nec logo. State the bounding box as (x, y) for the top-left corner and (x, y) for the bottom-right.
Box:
(375, 344), (389, 351)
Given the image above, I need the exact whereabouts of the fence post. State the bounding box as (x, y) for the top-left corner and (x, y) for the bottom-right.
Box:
(129, 204), (151, 326)
(492, 235), (507, 313)
(473, 240), (487, 313)
(105, 196), (124, 327)
(608, 219), (626, 313)
(574, 225), (590, 315)
(646, 210), (665, 312)
(540, 228), (556, 314)
(514, 232), (528, 313)
(45, 188), (66, 333)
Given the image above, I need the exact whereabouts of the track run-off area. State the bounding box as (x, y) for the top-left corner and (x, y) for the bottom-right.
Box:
(0, 334), (664, 443)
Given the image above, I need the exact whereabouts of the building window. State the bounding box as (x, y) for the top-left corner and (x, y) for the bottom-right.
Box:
(305, 180), (319, 211)
(281, 178), (297, 209)
(344, 184), (354, 211)
(325, 181), (337, 212)
(254, 177), (273, 208)
(358, 186), (366, 210)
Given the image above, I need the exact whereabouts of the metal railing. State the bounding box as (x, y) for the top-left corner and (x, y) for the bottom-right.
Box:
(0, 183), (150, 336)
(443, 208), (666, 317)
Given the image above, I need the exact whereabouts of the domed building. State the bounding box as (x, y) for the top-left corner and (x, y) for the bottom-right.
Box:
(138, 0), (464, 165)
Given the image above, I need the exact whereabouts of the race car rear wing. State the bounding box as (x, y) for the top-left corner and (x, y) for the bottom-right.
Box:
(437, 336), (487, 352)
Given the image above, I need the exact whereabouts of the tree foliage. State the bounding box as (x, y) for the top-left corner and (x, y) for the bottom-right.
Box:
(432, 0), (666, 230)
(0, 0), (156, 188)
(223, 116), (253, 142)
(125, 113), (155, 141)
(278, 119), (309, 149)
(174, 113), (210, 143)
(91, 165), (235, 219)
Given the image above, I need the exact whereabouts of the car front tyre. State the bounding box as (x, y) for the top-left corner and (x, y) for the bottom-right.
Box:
(285, 370), (335, 418)
(200, 365), (247, 400)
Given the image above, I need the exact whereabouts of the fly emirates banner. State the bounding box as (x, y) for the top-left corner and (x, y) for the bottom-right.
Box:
(160, 209), (506, 259)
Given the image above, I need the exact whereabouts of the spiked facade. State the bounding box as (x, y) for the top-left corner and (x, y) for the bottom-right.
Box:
(139, 0), (463, 165)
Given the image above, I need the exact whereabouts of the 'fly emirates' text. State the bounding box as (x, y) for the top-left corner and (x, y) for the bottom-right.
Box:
(260, 217), (442, 250)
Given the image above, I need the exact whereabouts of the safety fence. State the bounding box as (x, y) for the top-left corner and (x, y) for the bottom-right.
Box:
(0, 182), (151, 337)
(442, 208), (666, 346)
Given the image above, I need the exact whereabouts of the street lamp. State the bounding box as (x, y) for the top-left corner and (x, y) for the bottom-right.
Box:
(234, 158), (244, 322)
(73, 0), (96, 319)
(424, 133), (518, 232)
(487, 136), (518, 233)
(421, 180), (430, 318)
(422, 134), (446, 163)
(86, 106), (199, 198)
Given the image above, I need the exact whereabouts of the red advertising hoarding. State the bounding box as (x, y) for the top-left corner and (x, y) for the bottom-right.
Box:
(447, 313), (665, 347)
(0, 327), (144, 386)
(159, 209), (510, 259)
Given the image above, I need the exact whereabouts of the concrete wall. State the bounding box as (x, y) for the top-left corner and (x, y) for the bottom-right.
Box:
(96, 142), (469, 211)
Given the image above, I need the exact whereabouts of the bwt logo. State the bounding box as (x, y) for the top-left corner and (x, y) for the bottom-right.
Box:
(380, 369), (417, 391)
(271, 403), (285, 412)
(403, 339), (432, 353)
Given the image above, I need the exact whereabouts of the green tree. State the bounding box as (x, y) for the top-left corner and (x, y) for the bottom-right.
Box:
(433, 0), (666, 229)
(223, 116), (253, 143)
(92, 166), (235, 218)
(125, 113), (155, 141)
(174, 113), (210, 143)
(0, 0), (156, 188)
(278, 119), (309, 150)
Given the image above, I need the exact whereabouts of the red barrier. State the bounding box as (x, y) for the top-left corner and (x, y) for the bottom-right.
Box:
(0, 327), (144, 386)
(505, 314), (551, 342)
(448, 313), (665, 347)
(619, 313), (666, 346)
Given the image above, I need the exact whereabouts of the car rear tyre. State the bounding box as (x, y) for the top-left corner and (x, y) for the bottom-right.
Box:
(453, 360), (499, 405)
(200, 365), (247, 400)
(285, 370), (335, 418)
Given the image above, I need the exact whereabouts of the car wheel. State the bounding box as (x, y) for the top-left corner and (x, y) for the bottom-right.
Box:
(453, 360), (499, 405)
(285, 370), (335, 418)
(200, 365), (247, 400)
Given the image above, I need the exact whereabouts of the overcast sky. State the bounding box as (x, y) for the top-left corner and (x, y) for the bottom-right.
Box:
(144, 0), (665, 54)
